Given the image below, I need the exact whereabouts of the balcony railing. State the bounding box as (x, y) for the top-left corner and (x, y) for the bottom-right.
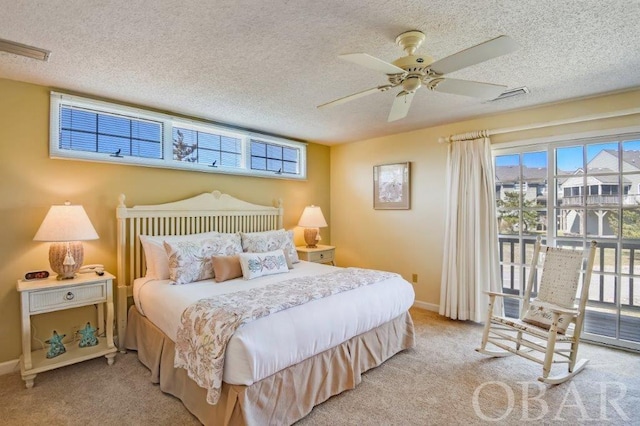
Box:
(561, 195), (621, 206)
(498, 236), (638, 309)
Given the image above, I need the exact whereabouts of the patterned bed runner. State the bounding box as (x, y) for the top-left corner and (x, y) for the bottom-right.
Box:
(174, 267), (397, 405)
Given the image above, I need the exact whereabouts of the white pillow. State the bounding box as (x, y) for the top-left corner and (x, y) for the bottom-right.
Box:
(238, 249), (290, 280)
(140, 232), (221, 279)
(240, 229), (299, 263)
(164, 233), (243, 285)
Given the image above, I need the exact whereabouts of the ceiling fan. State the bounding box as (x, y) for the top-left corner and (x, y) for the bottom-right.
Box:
(318, 31), (518, 122)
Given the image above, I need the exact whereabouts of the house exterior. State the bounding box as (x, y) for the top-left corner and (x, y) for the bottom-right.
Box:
(559, 149), (640, 236)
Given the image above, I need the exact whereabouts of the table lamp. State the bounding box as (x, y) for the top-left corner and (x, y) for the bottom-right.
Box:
(33, 201), (99, 280)
(298, 205), (327, 248)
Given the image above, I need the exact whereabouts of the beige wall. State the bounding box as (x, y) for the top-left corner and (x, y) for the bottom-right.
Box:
(329, 89), (640, 308)
(0, 78), (330, 364)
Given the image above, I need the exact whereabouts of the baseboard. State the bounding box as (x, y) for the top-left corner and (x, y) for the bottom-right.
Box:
(0, 358), (19, 376)
(413, 300), (439, 312)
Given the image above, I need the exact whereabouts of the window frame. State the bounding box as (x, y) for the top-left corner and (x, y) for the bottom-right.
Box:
(49, 92), (307, 180)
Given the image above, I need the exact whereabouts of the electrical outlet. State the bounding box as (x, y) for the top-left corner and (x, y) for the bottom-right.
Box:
(412, 273), (418, 283)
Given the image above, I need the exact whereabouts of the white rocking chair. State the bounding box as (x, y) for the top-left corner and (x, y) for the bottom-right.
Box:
(476, 237), (597, 384)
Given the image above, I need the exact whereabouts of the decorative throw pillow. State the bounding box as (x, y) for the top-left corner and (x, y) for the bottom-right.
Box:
(140, 232), (220, 279)
(164, 233), (243, 285)
(211, 255), (243, 283)
(238, 249), (290, 280)
(240, 229), (299, 263)
(522, 300), (574, 334)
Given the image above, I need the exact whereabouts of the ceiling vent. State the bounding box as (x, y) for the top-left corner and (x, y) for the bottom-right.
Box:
(0, 38), (50, 61)
(487, 86), (529, 102)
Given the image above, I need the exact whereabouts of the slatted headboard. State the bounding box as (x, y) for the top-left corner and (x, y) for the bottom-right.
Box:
(115, 190), (283, 349)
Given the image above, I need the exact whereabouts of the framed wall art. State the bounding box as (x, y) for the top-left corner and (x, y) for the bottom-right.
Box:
(373, 162), (410, 210)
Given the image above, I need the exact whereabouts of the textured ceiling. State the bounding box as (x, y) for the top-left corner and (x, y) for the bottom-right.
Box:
(1, 1), (639, 145)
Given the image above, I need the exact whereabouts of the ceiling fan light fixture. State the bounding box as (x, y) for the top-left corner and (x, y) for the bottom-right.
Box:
(0, 38), (50, 61)
(402, 76), (422, 93)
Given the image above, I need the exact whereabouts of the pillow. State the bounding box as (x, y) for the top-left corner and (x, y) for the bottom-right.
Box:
(240, 229), (299, 263)
(163, 233), (243, 285)
(522, 300), (574, 334)
(140, 232), (220, 279)
(212, 255), (243, 283)
(238, 249), (290, 280)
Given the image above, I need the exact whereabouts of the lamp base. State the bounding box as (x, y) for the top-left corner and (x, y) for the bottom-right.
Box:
(49, 241), (83, 280)
(303, 228), (319, 248)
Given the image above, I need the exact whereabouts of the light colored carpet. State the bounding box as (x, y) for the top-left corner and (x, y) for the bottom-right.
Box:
(0, 308), (638, 425)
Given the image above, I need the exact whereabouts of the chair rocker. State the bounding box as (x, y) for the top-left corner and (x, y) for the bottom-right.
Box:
(476, 237), (597, 384)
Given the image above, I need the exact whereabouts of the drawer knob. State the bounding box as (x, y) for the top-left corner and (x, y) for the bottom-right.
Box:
(64, 292), (75, 301)
(320, 253), (324, 258)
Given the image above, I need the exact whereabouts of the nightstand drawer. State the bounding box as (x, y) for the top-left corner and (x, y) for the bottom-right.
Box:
(29, 282), (107, 313)
(308, 250), (334, 263)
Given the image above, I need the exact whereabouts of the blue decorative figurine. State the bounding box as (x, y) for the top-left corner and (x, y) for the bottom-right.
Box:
(45, 330), (66, 358)
(78, 322), (98, 347)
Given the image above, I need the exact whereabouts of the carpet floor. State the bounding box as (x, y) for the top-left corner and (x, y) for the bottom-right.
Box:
(0, 308), (638, 425)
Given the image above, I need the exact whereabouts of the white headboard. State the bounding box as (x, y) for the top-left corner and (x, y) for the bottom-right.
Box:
(115, 190), (283, 349)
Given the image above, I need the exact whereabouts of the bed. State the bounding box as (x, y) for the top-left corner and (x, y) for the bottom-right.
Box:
(116, 190), (415, 425)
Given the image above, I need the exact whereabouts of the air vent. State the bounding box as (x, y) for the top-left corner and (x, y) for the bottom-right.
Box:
(0, 38), (50, 61)
(487, 86), (529, 102)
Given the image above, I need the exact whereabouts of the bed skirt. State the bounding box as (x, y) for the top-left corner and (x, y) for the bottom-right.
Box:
(124, 306), (415, 425)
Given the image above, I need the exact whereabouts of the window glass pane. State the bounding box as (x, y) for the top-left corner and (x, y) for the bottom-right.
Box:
(221, 136), (241, 153)
(62, 107), (97, 133)
(282, 161), (297, 174)
(136, 141), (162, 158)
(98, 114), (130, 137)
(98, 135), (131, 155)
(283, 147), (298, 162)
(592, 243), (617, 274)
(267, 144), (282, 159)
(557, 208), (584, 237)
(586, 142), (619, 173)
(198, 132), (220, 150)
(585, 208), (618, 238)
(131, 120), (161, 142)
(622, 139), (640, 173)
(251, 156), (265, 170)
(221, 152), (241, 167)
(267, 158), (281, 172)
(622, 244), (640, 275)
(558, 176), (583, 207)
(622, 208), (640, 239)
(61, 130), (96, 151)
(198, 149), (218, 164)
(251, 141), (266, 156)
(172, 128), (197, 162)
(556, 146), (584, 175)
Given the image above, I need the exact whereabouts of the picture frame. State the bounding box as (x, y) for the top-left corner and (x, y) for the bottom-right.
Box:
(373, 162), (410, 210)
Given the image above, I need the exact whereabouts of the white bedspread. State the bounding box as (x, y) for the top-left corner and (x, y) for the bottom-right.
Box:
(133, 261), (415, 386)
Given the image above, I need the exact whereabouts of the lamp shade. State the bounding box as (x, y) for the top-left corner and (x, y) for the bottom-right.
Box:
(34, 202), (99, 242)
(33, 202), (99, 280)
(297, 205), (328, 228)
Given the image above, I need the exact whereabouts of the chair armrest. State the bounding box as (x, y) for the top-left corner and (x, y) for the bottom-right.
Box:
(548, 305), (579, 316)
(485, 291), (523, 300)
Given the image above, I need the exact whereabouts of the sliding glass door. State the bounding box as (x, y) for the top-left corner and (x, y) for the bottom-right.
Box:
(494, 135), (640, 351)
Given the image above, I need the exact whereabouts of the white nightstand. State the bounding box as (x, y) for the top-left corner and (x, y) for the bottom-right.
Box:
(17, 272), (117, 388)
(296, 245), (336, 265)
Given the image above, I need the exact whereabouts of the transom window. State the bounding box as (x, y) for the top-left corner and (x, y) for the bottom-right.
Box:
(50, 92), (307, 180)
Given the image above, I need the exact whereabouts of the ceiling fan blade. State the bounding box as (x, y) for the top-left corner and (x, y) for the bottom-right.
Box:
(388, 91), (415, 122)
(339, 53), (406, 75)
(317, 85), (392, 109)
(428, 35), (518, 75)
(431, 78), (507, 99)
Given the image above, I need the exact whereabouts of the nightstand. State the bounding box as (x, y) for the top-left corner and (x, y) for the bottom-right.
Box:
(17, 272), (117, 388)
(296, 245), (336, 265)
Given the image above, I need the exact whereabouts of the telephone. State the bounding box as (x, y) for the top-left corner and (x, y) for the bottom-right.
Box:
(79, 264), (105, 275)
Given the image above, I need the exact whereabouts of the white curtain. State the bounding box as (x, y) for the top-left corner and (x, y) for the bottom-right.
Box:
(439, 135), (502, 322)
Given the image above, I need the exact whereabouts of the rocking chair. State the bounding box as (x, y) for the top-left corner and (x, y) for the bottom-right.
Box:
(476, 237), (597, 384)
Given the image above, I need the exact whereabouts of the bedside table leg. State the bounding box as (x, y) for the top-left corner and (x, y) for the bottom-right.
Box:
(105, 352), (116, 366)
(22, 374), (36, 389)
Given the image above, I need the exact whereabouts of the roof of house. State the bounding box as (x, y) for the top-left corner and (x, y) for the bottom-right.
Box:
(603, 149), (640, 169)
(495, 166), (547, 183)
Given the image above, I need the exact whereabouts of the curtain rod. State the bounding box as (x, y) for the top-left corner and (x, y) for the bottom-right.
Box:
(438, 107), (640, 144)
